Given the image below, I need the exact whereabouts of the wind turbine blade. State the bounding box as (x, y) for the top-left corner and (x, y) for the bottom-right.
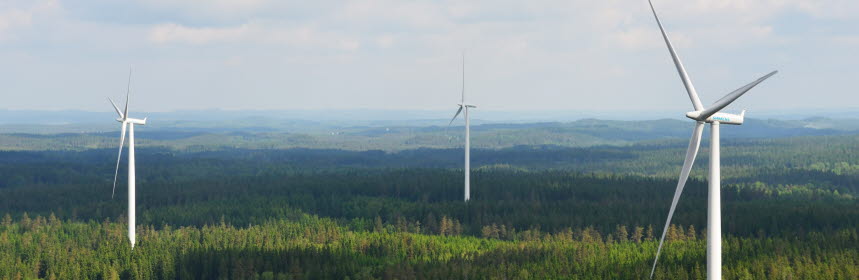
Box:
(108, 98), (124, 119)
(461, 51), (466, 104)
(448, 106), (464, 126)
(651, 121), (704, 278)
(112, 122), (127, 199)
(124, 67), (132, 118)
(699, 71), (778, 120)
(647, 0), (704, 111)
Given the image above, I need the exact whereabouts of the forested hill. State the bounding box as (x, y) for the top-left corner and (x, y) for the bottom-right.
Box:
(0, 118), (858, 279)
(1, 117), (857, 151)
(0, 142), (857, 278)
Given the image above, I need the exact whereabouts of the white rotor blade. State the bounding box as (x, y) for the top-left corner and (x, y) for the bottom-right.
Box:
(112, 122), (127, 199)
(124, 67), (132, 118)
(651, 121), (704, 278)
(108, 98), (124, 119)
(448, 106), (464, 126)
(461, 51), (466, 104)
(647, 0), (704, 111)
(698, 71), (778, 120)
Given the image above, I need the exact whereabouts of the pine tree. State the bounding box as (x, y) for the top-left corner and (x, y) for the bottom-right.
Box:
(424, 213), (438, 235)
(21, 213), (31, 230)
(395, 216), (408, 232)
(411, 221), (421, 234)
(48, 213), (60, 228)
(645, 225), (655, 242)
(615, 225), (629, 242)
(453, 220), (463, 236)
(667, 224), (679, 241)
(687, 225), (697, 240)
(1, 214), (10, 227)
(482, 225), (493, 238)
(439, 216), (451, 236)
(373, 216), (384, 233)
(632, 226), (644, 243)
(491, 224), (500, 239)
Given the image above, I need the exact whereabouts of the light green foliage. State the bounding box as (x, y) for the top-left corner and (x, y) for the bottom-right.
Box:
(0, 215), (855, 279)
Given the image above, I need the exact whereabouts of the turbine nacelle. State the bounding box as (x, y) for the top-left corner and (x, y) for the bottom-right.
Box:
(449, 104), (477, 126)
(685, 110), (745, 125)
(124, 118), (147, 125)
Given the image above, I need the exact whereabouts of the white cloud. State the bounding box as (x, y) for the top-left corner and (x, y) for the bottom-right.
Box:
(148, 22), (363, 51)
(792, 0), (859, 20)
(610, 27), (662, 50)
(0, 10), (32, 38)
(136, 0), (274, 20)
(0, 0), (60, 40)
(2, 0), (859, 112)
(149, 23), (250, 44)
(831, 35), (859, 46)
(376, 34), (394, 48)
(334, 0), (452, 29)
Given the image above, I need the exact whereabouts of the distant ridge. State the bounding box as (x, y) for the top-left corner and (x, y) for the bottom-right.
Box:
(3, 108), (858, 125)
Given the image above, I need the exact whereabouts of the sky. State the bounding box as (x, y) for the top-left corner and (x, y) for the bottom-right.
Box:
(1, 0), (858, 116)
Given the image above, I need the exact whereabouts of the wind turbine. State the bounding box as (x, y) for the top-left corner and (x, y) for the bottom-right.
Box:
(108, 67), (147, 250)
(448, 52), (476, 201)
(646, 1), (777, 279)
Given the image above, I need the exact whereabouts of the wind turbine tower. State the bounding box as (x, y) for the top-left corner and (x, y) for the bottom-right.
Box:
(109, 67), (147, 249)
(646, 1), (778, 279)
(448, 52), (476, 201)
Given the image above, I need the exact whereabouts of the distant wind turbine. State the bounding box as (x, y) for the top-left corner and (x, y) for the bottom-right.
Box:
(108, 67), (147, 250)
(646, 1), (777, 279)
(448, 52), (476, 201)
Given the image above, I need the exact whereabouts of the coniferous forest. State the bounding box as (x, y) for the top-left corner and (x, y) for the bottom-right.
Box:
(0, 127), (858, 279)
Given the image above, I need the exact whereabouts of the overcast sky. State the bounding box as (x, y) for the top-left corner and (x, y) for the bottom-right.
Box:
(1, 0), (858, 114)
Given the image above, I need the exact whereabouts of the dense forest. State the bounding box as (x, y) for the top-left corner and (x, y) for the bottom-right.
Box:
(1, 214), (856, 279)
(0, 127), (857, 279)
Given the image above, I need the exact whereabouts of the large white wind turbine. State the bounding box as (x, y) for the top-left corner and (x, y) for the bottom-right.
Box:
(109, 67), (147, 250)
(448, 53), (476, 201)
(647, 1), (777, 279)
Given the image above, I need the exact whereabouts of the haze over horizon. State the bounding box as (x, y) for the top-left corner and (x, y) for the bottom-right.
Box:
(2, 0), (858, 114)
(2, 107), (859, 126)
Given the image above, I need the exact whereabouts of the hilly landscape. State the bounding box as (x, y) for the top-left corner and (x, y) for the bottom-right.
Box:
(0, 116), (857, 279)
